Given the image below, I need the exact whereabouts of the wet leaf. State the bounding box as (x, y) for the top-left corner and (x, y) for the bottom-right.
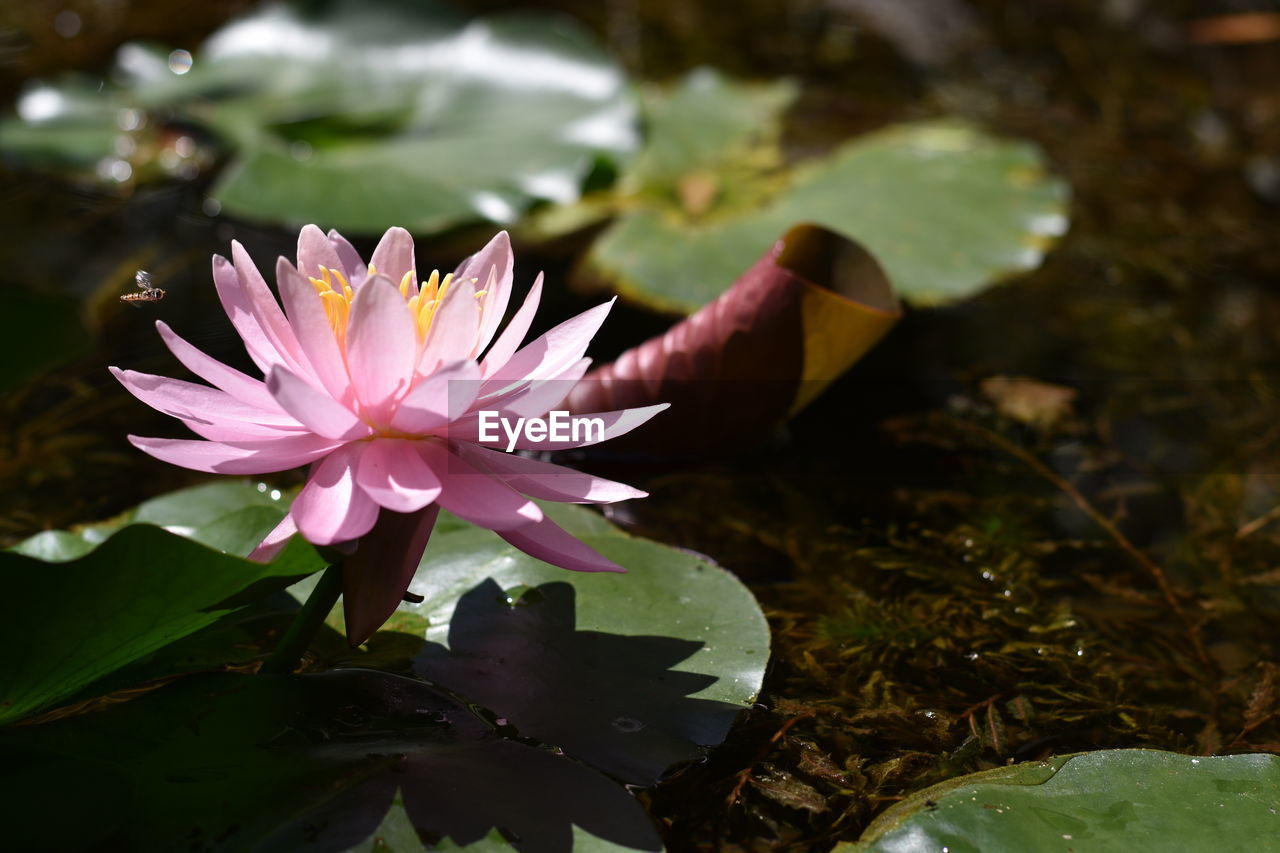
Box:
(840, 750), (1280, 852)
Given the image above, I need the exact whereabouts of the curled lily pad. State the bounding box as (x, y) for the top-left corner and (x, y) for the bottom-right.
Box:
(574, 70), (1068, 311)
(840, 749), (1280, 853)
(567, 223), (901, 455)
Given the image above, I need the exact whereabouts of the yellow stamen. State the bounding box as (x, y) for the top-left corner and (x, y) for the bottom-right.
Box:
(421, 270), (440, 302)
(327, 267), (353, 301)
(304, 263), (476, 349)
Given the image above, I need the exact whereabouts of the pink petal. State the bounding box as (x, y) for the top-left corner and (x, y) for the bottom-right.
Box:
(474, 357), (591, 419)
(248, 513), (297, 562)
(211, 254), (276, 374)
(422, 441), (542, 530)
(296, 223), (346, 280)
(230, 241), (310, 378)
(346, 274), (418, 419)
(266, 366), (370, 441)
(111, 367), (300, 427)
(370, 227), (416, 294)
(291, 444), (380, 545)
(389, 360), (482, 434)
(128, 433), (341, 474)
(327, 228), (367, 285)
(181, 417), (309, 443)
(155, 320), (279, 410)
(342, 504), (439, 644)
(418, 274), (481, 375)
(355, 438), (443, 512)
(456, 443), (646, 503)
(480, 272), (542, 378)
(485, 298), (613, 386)
(275, 258), (352, 402)
(452, 231), (513, 357)
(499, 514), (626, 573)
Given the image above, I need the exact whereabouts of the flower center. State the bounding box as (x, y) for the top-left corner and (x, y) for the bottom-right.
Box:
(307, 265), (486, 347)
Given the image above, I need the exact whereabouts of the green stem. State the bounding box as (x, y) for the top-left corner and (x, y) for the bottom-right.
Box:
(260, 562), (344, 675)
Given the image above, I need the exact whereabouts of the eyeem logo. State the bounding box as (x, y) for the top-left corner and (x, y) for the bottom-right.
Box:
(477, 410), (606, 452)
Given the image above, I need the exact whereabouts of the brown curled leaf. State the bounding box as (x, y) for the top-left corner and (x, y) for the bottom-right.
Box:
(568, 223), (901, 455)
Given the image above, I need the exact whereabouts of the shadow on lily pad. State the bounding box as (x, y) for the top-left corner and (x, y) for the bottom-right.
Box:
(414, 578), (746, 786)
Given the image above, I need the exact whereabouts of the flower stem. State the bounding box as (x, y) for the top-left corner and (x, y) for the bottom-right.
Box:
(260, 562), (344, 675)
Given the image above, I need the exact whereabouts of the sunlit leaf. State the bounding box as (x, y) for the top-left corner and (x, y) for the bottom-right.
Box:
(840, 749), (1280, 853)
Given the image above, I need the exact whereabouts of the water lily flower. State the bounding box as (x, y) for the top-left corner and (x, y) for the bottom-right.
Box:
(113, 226), (666, 643)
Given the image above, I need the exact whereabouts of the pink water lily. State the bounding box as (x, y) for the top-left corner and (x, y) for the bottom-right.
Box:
(114, 226), (665, 642)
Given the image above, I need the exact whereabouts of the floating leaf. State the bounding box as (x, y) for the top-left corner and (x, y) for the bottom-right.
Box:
(0, 0), (637, 234)
(840, 749), (1280, 852)
(576, 71), (1068, 311)
(1, 482), (318, 723)
(568, 223), (900, 454)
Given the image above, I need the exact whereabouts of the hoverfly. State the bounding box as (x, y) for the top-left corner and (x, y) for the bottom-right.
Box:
(120, 270), (165, 305)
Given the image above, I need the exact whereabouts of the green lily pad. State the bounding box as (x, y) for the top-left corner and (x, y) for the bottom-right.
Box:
(1, 481), (319, 724)
(578, 71), (1068, 312)
(840, 749), (1280, 853)
(0, 0), (637, 234)
(0, 669), (662, 852)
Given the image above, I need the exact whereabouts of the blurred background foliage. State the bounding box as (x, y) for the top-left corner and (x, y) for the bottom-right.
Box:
(2, 0), (1280, 850)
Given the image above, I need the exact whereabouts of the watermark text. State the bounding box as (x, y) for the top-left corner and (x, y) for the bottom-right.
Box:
(477, 410), (605, 452)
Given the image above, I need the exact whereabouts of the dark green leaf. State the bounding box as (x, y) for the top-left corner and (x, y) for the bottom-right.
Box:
(1, 482), (317, 724)
(0, 670), (662, 852)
